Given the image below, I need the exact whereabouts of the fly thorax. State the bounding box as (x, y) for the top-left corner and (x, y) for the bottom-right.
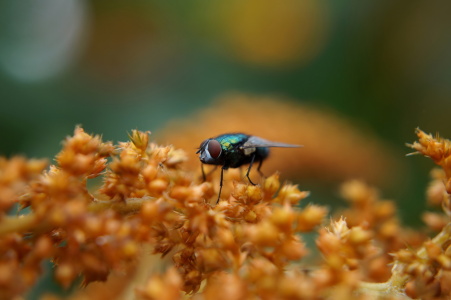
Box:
(243, 147), (256, 156)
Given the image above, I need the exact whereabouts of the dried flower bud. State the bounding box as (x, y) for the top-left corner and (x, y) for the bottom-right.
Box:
(348, 227), (373, 245)
(270, 207), (295, 232)
(373, 201), (396, 220)
(122, 241), (139, 258)
(150, 145), (171, 165)
(325, 253), (346, 270)
(427, 176), (448, 207)
(138, 268), (182, 300)
(216, 228), (236, 251)
(165, 148), (187, 167)
(330, 217), (350, 240)
(232, 182), (263, 205)
(56, 127), (113, 178)
(316, 228), (341, 255)
(197, 248), (228, 272)
(231, 182), (248, 202)
(84, 215), (103, 236)
(247, 185), (263, 204)
(203, 273), (246, 300)
(246, 258), (279, 283)
(169, 186), (190, 201)
(129, 130), (150, 153)
(276, 184), (309, 205)
(424, 241), (441, 260)
(0, 268), (18, 290)
(246, 221), (279, 247)
(33, 235), (53, 258)
(148, 179), (169, 195)
(263, 172), (280, 196)
(340, 180), (377, 207)
(278, 238), (307, 260)
(142, 165), (158, 182)
(395, 249), (417, 263)
(244, 210), (257, 223)
(378, 220), (399, 240)
(26, 159), (49, 175)
(55, 263), (77, 288)
(296, 205), (328, 232)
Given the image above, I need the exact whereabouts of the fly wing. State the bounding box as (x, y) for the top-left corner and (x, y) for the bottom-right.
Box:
(241, 136), (303, 149)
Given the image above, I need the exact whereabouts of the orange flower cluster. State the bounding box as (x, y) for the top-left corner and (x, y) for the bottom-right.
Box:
(0, 127), (324, 299)
(0, 156), (47, 297)
(409, 128), (451, 215)
(1, 127), (451, 299)
(389, 129), (451, 299)
(0, 156), (47, 213)
(333, 180), (426, 283)
(423, 169), (450, 232)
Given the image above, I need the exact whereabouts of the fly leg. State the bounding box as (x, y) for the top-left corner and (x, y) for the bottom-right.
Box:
(201, 164), (206, 181)
(256, 159), (265, 178)
(245, 154), (258, 185)
(217, 167), (225, 204)
(200, 165), (218, 182)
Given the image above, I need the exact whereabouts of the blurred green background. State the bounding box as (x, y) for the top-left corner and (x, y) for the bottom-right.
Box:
(1, 0), (451, 224)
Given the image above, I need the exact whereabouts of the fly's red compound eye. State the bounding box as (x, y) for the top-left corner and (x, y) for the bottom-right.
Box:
(207, 140), (222, 158)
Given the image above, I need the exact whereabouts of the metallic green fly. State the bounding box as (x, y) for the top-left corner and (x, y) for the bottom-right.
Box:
(196, 133), (302, 203)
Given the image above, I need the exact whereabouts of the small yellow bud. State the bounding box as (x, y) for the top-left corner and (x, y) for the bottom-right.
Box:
(170, 186), (190, 201)
(297, 205), (328, 232)
(246, 185), (263, 204)
(117, 223), (131, 238)
(326, 254), (346, 269)
(244, 210), (257, 223)
(277, 184), (309, 205)
(422, 212), (448, 232)
(279, 238), (307, 260)
(217, 228), (236, 250)
(148, 179), (169, 194)
(142, 165), (158, 182)
(378, 220), (399, 239)
(49, 208), (65, 226)
(55, 263), (76, 288)
(348, 227), (373, 245)
(437, 254), (451, 269)
(122, 241), (139, 258)
(247, 221), (279, 247)
(374, 201), (396, 219)
(128, 130), (150, 153)
(340, 180), (377, 206)
(34, 236), (53, 258)
(140, 201), (159, 221)
(85, 216), (102, 236)
(425, 241), (442, 259)
(395, 249), (416, 263)
(263, 172), (280, 196)
(197, 248), (227, 272)
(270, 207), (294, 231)
(73, 229), (86, 244)
(232, 182), (248, 201)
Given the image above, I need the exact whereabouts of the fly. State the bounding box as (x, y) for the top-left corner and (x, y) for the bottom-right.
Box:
(196, 133), (302, 203)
